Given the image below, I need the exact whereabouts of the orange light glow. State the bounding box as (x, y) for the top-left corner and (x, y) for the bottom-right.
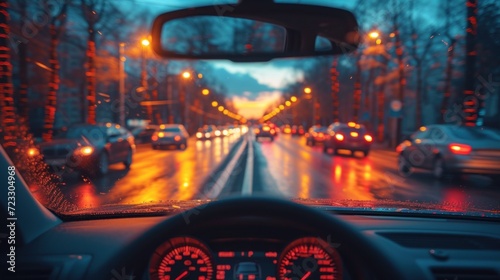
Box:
(347, 122), (356, 127)
(364, 135), (373, 142)
(218, 106), (224, 112)
(174, 135), (181, 141)
(27, 148), (39, 157)
(211, 101), (218, 107)
(158, 132), (165, 138)
(202, 89), (210, 95)
(368, 31), (380, 39)
(449, 143), (472, 155)
(350, 132), (359, 137)
(335, 133), (344, 141)
(279, 105), (285, 110)
(141, 39), (150, 46)
(304, 87), (312, 94)
(182, 71), (191, 79)
(285, 101), (291, 106)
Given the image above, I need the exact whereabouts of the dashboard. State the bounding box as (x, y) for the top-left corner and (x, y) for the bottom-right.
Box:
(9, 197), (500, 280)
(149, 236), (343, 280)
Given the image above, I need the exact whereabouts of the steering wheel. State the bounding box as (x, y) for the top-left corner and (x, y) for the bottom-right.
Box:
(126, 196), (411, 280)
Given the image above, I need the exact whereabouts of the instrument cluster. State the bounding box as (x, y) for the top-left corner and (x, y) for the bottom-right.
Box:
(149, 236), (343, 280)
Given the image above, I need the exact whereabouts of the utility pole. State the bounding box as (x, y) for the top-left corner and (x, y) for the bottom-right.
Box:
(119, 42), (125, 127)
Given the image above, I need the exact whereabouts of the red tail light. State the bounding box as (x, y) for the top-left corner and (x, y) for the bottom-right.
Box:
(152, 135), (158, 141)
(335, 134), (344, 141)
(364, 135), (373, 142)
(319, 133), (324, 137)
(174, 135), (181, 141)
(449, 143), (472, 155)
(270, 129), (275, 134)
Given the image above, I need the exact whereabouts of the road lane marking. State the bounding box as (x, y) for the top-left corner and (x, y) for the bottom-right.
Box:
(241, 134), (254, 195)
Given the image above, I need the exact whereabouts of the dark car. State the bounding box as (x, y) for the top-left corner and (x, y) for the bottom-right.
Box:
(397, 124), (500, 180)
(305, 125), (327, 146)
(255, 124), (275, 141)
(37, 123), (135, 176)
(131, 125), (159, 144)
(323, 122), (373, 157)
(291, 125), (305, 136)
(151, 124), (189, 150)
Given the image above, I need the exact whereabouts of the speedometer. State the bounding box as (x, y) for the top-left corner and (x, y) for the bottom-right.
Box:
(278, 237), (342, 280)
(149, 237), (214, 280)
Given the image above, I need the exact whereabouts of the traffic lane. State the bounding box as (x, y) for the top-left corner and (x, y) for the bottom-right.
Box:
(60, 134), (242, 208)
(258, 134), (500, 211)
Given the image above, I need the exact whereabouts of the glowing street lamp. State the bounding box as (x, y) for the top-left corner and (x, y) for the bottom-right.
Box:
(304, 87), (312, 94)
(182, 71), (191, 79)
(279, 105), (285, 110)
(141, 39), (150, 46)
(218, 106), (224, 112)
(368, 31), (379, 39)
(212, 101), (218, 107)
(291, 96), (297, 102)
(285, 101), (292, 106)
(202, 89), (210, 96)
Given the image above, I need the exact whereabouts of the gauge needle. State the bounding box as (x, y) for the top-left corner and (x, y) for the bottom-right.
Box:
(175, 271), (188, 280)
(301, 271), (311, 280)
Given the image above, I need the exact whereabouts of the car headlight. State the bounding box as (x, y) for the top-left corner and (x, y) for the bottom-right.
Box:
(196, 132), (203, 138)
(75, 146), (94, 156)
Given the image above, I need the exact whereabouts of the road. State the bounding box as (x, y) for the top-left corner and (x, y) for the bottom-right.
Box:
(58, 132), (244, 208)
(257, 134), (500, 211)
(56, 132), (500, 211)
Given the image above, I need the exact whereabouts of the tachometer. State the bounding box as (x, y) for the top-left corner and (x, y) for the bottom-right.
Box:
(149, 237), (214, 280)
(278, 237), (342, 280)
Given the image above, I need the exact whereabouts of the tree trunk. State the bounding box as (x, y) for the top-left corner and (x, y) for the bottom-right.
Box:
(86, 31), (97, 124)
(17, 0), (28, 121)
(415, 61), (423, 127)
(352, 54), (362, 122)
(440, 39), (456, 123)
(0, 0), (17, 147)
(462, 0), (478, 126)
(43, 25), (59, 141)
(330, 58), (340, 122)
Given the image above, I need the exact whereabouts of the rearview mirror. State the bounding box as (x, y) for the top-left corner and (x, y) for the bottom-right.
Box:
(151, 0), (359, 62)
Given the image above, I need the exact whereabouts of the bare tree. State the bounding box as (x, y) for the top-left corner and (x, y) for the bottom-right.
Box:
(80, 0), (106, 124)
(0, 0), (17, 147)
(42, 0), (69, 141)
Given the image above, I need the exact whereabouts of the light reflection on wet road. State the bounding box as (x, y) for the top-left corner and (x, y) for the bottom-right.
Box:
(258, 135), (500, 211)
(61, 133), (242, 208)
(55, 132), (500, 211)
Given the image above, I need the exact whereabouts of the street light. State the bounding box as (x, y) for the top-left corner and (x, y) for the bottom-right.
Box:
(368, 31), (379, 39)
(304, 87), (312, 94)
(211, 101), (218, 107)
(141, 39), (150, 46)
(202, 89), (210, 96)
(285, 101), (292, 106)
(182, 71), (191, 79)
(291, 96), (297, 102)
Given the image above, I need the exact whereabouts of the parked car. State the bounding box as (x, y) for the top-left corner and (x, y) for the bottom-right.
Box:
(131, 125), (159, 144)
(254, 124), (275, 141)
(151, 124), (189, 150)
(305, 125), (327, 146)
(397, 124), (500, 180)
(37, 123), (135, 176)
(323, 122), (373, 157)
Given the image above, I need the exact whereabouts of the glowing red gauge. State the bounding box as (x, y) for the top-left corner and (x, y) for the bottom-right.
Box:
(278, 237), (342, 280)
(149, 237), (214, 280)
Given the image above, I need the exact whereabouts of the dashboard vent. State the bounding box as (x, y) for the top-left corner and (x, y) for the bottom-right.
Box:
(378, 232), (500, 249)
(431, 267), (500, 280)
(4, 266), (55, 280)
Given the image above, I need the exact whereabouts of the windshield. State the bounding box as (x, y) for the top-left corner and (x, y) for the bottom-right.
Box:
(1, 0), (500, 218)
(160, 127), (181, 133)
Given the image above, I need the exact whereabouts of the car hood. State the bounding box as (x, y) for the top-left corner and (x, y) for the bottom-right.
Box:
(39, 139), (83, 150)
(60, 198), (500, 220)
